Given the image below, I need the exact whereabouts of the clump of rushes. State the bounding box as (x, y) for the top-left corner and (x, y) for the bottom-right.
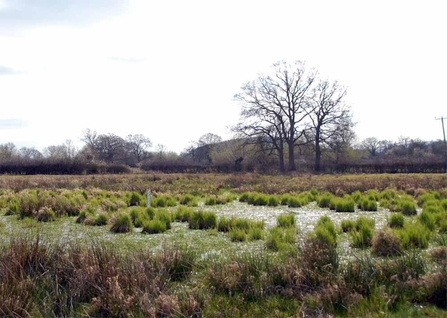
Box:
(268, 195), (279, 207)
(92, 213), (108, 226)
(388, 213), (405, 228)
(315, 215), (337, 247)
(394, 221), (431, 249)
(127, 191), (145, 207)
(229, 229), (247, 242)
(350, 217), (375, 248)
(189, 210), (217, 230)
(174, 206), (194, 222)
(36, 207), (55, 222)
(334, 196), (355, 212)
(142, 219), (167, 234)
(358, 197), (378, 211)
(277, 213), (295, 228)
(340, 219), (356, 233)
(317, 192), (335, 209)
(397, 197), (418, 216)
(110, 213), (133, 233)
(129, 206), (149, 228)
(371, 228), (402, 257)
(154, 209), (172, 230)
(151, 195), (177, 208)
(265, 226), (296, 252)
(179, 194), (198, 207)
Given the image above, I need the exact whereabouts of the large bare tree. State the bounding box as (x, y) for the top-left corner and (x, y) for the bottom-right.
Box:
(307, 79), (353, 171)
(233, 60), (315, 171)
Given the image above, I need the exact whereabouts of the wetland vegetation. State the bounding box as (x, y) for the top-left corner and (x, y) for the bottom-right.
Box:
(1, 173), (447, 317)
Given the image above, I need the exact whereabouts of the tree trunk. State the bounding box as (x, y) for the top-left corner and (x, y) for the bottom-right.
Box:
(288, 141), (296, 171)
(279, 149), (285, 172)
(314, 129), (321, 172)
(315, 140), (321, 172)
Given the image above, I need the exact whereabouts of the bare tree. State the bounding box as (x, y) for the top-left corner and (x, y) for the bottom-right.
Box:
(234, 60), (315, 171)
(19, 147), (43, 159)
(126, 134), (152, 163)
(307, 79), (353, 171)
(361, 137), (383, 157)
(0, 142), (17, 160)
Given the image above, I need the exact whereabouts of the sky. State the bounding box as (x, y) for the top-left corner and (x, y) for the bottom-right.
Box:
(1, 0), (446, 154)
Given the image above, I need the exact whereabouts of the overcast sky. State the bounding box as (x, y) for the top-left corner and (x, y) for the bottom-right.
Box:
(1, 0), (446, 154)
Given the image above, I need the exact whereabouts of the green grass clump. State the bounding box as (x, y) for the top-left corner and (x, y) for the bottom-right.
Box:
(398, 198), (418, 216)
(179, 193), (197, 206)
(174, 206), (194, 222)
(110, 213), (133, 233)
(154, 209), (172, 230)
(265, 226), (297, 252)
(350, 217), (375, 248)
(358, 197), (378, 211)
(276, 213), (295, 228)
(92, 213), (108, 226)
(317, 192), (334, 209)
(127, 191), (145, 207)
(395, 222), (431, 249)
(314, 215), (337, 247)
(388, 213), (405, 228)
(142, 219), (167, 234)
(129, 206), (149, 227)
(334, 196), (355, 212)
(189, 211), (217, 230)
(229, 229), (247, 242)
(418, 211), (436, 231)
(340, 219), (355, 233)
(267, 195), (279, 207)
(151, 195), (177, 208)
(248, 226), (264, 241)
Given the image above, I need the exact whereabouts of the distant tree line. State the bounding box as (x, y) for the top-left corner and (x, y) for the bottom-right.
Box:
(1, 59), (446, 175)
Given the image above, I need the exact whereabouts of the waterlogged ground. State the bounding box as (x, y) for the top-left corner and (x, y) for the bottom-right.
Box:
(0, 200), (401, 261)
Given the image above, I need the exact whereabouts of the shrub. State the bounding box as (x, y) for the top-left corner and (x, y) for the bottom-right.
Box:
(110, 213), (133, 233)
(189, 211), (217, 230)
(388, 213), (405, 228)
(142, 219), (167, 234)
(277, 213), (296, 228)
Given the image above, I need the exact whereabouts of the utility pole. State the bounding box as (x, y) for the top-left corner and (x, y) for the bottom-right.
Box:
(435, 116), (447, 173)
